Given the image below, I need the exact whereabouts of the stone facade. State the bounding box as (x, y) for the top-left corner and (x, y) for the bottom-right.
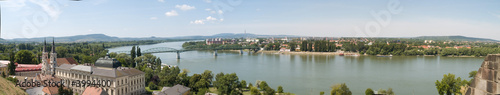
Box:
(466, 54), (500, 95)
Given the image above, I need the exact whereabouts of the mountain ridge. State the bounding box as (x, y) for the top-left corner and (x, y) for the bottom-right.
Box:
(4, 33), (498, 42)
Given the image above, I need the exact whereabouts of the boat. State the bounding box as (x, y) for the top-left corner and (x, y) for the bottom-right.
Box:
(339, 53), (344, 56)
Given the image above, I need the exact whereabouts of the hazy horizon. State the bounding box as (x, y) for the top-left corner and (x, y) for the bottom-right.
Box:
(1, 0), (500, 40)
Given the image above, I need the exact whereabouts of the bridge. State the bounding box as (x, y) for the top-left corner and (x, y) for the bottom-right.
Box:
(112, 46), (260, 59)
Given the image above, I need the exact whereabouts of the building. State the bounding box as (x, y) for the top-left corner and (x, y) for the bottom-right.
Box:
(153, 84), (191, 95)
(0, 63), (8, 75)
(25, 38), (147, 95)
(465, 54), (500, 95)
(55, 55), (146, 95)
(82, 87), (109, 95)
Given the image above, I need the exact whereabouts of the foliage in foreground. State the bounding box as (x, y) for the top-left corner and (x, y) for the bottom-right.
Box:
(330, 83), (351, 95)
(435, 73), (469, 95)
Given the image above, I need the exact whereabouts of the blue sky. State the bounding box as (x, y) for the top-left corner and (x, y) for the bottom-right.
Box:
(1, 0), (500, 40)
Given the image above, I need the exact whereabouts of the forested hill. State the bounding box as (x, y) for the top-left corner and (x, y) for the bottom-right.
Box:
(414, 36), (498, 42)
(7, 33), (297, 43)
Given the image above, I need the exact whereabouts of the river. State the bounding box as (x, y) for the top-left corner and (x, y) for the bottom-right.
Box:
(108, 41), (484, 95)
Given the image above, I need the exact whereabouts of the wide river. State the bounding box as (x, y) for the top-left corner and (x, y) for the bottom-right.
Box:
(108, 41), (484, 95)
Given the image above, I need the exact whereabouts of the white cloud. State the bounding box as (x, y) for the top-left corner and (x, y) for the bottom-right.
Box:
(218, 10), (223, 14)
(191, 16), (222, 24)
(150, 17), (158, 20)
(202, 0), (212, 3)
(158, 0), (165, 3)
(165, 10), (178, 16)
(206, 16), (217, 21)
(205, 8), (212, 11)
(175, 4), (196, 11)
(191, 20), (205, 24)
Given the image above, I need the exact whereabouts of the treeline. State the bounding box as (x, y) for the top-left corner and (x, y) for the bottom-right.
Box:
(300, 41), (337, 52)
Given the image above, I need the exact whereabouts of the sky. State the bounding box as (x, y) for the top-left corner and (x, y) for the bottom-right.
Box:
(1, 0), (500, 40)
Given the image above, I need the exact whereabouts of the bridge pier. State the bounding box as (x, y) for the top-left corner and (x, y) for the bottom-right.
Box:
(240, 49), (243, 55)
(176, 51), (180, 59)
(214, 50), (218, 56)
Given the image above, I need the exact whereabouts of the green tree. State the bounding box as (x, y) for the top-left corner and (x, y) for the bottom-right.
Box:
(386, 88), (394, 95)
(241, 80), (247, 88)
(278, 85), (284, 93)
(201, 70), (213, 84)
(435, 73), (468, 95)
(8, 52), (16, 75)
(131, 46), (136, 60)
(56, 46), (68, 58)
(137, 46), (142, 57)
(330, 83), (351, 95)
(320, 91), (325, 95)
(14, 50), (36, 64)
(58, 86), (73, 95)
(469, 71), (477, 78)
(148, 82), (158, 90)
(365, 88), (374, 95)
(214, 73), (242, 95)
(250, 87), (260, 95)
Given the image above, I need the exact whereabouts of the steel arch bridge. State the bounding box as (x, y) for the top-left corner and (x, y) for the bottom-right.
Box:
(113, 47), (190, 55)
(111, 46), (261, 59)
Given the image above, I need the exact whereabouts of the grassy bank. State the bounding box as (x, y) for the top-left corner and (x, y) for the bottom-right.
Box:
(0, 77), (27, 95)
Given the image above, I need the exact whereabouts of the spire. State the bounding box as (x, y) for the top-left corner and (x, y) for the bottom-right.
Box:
(52, 37), (56, 53)
(43, 38), (46, 52)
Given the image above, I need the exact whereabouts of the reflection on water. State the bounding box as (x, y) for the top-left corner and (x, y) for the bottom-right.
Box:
(108, 42), (484, 95)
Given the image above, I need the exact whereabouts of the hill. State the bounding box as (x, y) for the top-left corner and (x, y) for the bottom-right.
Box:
(8, 33), (297, 42)
(0, 77), (27, 95)
(414, 36), (498, 42)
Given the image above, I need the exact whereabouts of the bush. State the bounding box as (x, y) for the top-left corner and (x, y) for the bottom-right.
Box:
(148, 82), (158, 90)
(365, 88), (374, 95)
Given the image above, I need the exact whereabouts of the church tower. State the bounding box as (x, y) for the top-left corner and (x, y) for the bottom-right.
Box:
(49, 38), (57, 76)
(41, 38), (49, 75)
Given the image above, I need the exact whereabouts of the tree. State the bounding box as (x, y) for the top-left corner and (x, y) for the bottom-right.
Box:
(214, 73), (242, 95)
(137, 46), (142, 57)
(330, 83), (351, 95)
(58, 86), (73, 95)
(56, 46), (68, 58)
(258, 81), (275, 95)
(201, 70), (213, 84)
(365, 88), (374, 95)
(14, 50), (36, 64)
(8, 52), (16, 75)
(250, 87), (260, 95)
(131, 46), (136, 60)
(435, 73), (468, 95)
(386, 88), (394, 95)
(320, 91), (325, 95)
(278, 85), (284, 93)
(148, 82), (158, 90)
(469, 71), (477, 78)
(241, 80), (247, 88)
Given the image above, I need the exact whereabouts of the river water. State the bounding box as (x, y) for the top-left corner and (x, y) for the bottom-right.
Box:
(108, 41), (484, 95)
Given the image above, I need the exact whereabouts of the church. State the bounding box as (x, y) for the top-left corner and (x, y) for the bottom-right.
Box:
(37, 39), (146, 95)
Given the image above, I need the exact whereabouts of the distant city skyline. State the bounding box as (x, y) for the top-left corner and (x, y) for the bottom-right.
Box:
(1, 0), (500, 40)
